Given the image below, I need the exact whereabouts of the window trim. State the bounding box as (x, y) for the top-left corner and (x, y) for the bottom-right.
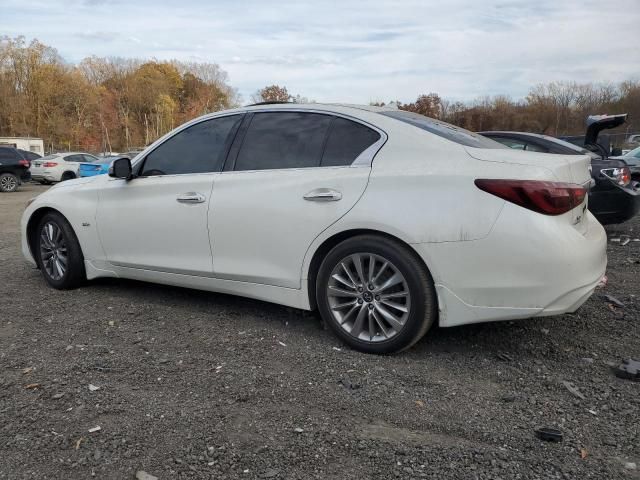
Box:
(129, 108), (387, 178)
(225, 108), (386, 173)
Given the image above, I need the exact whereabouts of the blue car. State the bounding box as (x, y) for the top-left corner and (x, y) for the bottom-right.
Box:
(79, 156), (127, 177)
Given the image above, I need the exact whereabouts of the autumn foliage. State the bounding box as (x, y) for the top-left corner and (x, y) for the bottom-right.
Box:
(0, 36), (237, 152)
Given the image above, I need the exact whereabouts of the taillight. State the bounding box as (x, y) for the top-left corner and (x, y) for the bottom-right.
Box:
(43, 162), (58, 167)
(615, 167), (631, 186)
(19, 159), (30, 168)
(475, 179), (587, 216)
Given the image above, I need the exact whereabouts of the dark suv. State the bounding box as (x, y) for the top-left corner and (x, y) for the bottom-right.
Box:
(0, 147), (31, 192)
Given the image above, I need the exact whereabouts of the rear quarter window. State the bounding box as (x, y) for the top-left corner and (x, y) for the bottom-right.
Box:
(0, 148), (20, 160)
(380, 111), (506, 149)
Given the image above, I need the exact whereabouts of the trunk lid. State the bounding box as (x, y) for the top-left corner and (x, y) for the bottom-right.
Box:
(585, 114), (627, 147)
(465, 147), (592, 233)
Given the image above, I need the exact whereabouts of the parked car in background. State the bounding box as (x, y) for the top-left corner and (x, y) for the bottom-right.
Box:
(481, 127), (640, 225)
(0, 146), (31, 192)
(17, 149), (42, 161)
(30, 152), (100, 184)
(79, 155), (129, 177)
(611, 146), (640, 181)
(22, 103), (606, 354)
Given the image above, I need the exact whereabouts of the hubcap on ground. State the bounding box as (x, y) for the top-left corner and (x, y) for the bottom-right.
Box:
(326, 253), (411, 343)
(1, 176), (17, 191)
(39, 222), (68, 280)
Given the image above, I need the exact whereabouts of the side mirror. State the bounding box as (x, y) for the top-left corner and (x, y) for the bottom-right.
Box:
(108, 157), (133, 180)
(611, 147), (622, 157)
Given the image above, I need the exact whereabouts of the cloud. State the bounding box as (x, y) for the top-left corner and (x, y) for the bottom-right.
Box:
(75, 31), (118, 42)
(2, 0), (639, 103)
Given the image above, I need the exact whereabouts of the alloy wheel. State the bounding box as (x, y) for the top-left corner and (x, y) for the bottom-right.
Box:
(326, 253), (411, 342)
(39, 222), (68, 280)
(0, 175), (17, 192)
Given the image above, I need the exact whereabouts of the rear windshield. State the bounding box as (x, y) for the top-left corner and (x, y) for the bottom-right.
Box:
(40, 154), (59, 160)
(380, 111), (507, 149)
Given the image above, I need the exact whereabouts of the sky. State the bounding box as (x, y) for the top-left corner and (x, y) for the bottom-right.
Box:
(1, 0), (639, 104)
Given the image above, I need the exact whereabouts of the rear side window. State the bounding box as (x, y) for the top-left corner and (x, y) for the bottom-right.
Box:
(64, 155), (83, 162)
(0, 148), (20, 160)
(141, 115), (242, 176)
(234, 112), (332, 171)
(321, 117), (381, 166)
(381, 111), (506, 149)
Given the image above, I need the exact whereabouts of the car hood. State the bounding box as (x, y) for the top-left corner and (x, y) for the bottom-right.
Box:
(585, 114), (627, 146)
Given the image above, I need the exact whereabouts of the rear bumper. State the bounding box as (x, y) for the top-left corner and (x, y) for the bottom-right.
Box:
(414, 204), (607, 327)
(31, 172), (58, 182)
(590, 184), (640, 225)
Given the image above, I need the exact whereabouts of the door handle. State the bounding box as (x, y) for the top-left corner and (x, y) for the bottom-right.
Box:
(303, 188), (342, 202)
(176, 192), (206, 204)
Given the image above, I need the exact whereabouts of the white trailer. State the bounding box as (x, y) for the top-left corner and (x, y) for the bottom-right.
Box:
(0, 137), (45, 155)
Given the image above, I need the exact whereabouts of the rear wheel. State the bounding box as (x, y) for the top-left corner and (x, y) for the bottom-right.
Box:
(316, 235), (437, 354)
(0, 173), (19, 192)
(35, 212), (85, 289)
(60, 172), (76, 182)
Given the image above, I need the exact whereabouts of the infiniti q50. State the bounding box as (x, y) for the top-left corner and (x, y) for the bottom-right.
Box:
(21, 104), (607, 353)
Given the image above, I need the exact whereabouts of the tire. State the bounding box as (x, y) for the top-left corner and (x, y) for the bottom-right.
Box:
(35, 212), (86, 289)
(60, 172), (76, 181)
(316, 235), (437, 354)
(0, 173), (19, 192)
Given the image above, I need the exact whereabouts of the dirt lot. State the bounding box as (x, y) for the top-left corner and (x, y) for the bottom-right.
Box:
(1, 183), (639, 480)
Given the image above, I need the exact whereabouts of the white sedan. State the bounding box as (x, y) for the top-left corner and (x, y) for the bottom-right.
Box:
(21, 104), (606, 353)
(30, 152), (100, 184)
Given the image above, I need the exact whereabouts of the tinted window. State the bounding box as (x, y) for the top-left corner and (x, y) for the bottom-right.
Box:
(321, 118), (381, 166)
(83, 154), (99, 163)
(0, 147), (20, 160)
(142, 115), (242, 176)
(64, 155), (83, 162)
(234, 112), (331, 171)
(381, 111), (506, 149)
(491, 137), (526, 150)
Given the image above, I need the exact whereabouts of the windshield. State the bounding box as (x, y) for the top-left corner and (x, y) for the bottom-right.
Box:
(624, 146), (640, 159)
(380, 111), (507, 149)
(40, 154), (58, 160)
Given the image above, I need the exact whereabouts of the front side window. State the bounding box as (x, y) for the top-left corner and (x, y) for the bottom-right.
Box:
(321, 117), (381, 166)
(141, 115), (242, 176)
(234, 112), (332, 171)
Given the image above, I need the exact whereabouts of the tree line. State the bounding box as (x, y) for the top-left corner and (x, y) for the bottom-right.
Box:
(1, 35), (638, 154)
(372, 81), (640, 140)
(0, 36), (236, 153)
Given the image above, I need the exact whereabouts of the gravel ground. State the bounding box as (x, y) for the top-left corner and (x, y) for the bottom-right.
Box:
(1, 183), (639, 480)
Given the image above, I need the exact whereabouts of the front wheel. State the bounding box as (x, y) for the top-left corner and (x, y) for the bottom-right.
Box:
(0, 173), (19, 192)
(35, 212), (86, 289)
(316, 235), (437, 354)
